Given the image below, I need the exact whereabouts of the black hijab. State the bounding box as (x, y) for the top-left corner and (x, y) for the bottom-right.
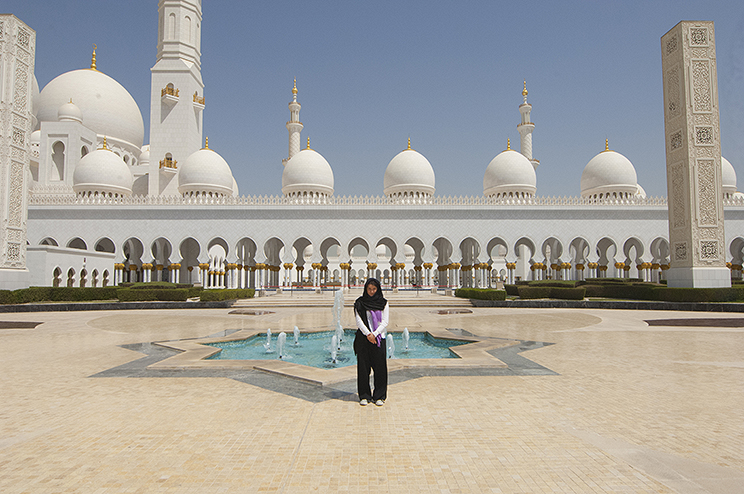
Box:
(354, 278), (387, 331)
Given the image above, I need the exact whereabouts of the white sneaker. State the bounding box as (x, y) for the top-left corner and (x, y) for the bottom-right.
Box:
(359, 399), (368, 406)
(375, 400), (384, 406)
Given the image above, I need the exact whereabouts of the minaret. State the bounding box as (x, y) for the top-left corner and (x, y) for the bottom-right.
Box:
(283, 79), (303, 166)
(148, 0), (204, 196)
(517, 81), (539, 170)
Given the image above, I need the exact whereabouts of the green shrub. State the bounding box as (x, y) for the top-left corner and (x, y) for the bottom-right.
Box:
(518, 286), (586, 300)
(583, 283), (657, 300)
(517, 286), (551, 299)
(0, 290), (15, 304)
(504, 284), (519, 296)
(187, 286), (203, 298)
(655, 286), (744, 303)
(199, 289), (255, 301)
(116, 288), (189, 302)
(527, 280), (582, 288)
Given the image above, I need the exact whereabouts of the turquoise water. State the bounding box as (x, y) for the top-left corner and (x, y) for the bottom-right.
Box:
(205, 329), (470, 369)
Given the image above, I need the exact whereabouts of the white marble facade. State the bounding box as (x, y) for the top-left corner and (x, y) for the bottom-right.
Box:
(10, 4), (744, 290)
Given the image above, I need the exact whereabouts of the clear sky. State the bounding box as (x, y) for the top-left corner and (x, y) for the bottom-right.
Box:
(9, 0), (744, 198)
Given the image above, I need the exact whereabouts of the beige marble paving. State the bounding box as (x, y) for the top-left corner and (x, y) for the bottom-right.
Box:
(1, 306), (743, 493)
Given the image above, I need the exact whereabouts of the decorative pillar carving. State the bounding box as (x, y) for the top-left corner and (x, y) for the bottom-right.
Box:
(661, 21), (730, 287)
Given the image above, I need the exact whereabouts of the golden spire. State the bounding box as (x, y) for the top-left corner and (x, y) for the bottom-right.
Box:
(407, 137), (411, 150)
(292, 78), (298, 95)
(204, 136), (209, 149)
(522, 80), (528, 97)
(506, 138), (511, 151)
(102, 136), (108, 150)
(604, 138), (610, 152)
(306, 137), (311, 150)
(91, 44), (97, 70)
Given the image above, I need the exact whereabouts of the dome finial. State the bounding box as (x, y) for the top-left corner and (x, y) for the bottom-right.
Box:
(306, 137), (311, 150)
(407, 137), (411, 150)
(604, 138), (610, 152)
(102, 136), (108, 150)
(506, 138), (511, 151)
(204, 136), (209, 149)
(522, 80), (528, 97)
(91, 44), (97, 70)
(292, 78), (297, 95)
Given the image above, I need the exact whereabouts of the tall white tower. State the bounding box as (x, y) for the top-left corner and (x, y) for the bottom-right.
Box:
(283, 79), (303, 167)
(148, 0), (204, 195)
(517, 81), (539, 170)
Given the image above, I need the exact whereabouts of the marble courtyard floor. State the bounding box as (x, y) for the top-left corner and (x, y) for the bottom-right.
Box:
(1, 304), (743, 493)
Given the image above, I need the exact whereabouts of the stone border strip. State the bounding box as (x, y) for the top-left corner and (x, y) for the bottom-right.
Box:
(149, 328), (513, 387)
(0, 300), (234, 313)
(471, 299), (744, 312)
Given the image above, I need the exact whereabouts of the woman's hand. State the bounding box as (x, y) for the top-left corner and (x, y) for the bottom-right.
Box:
(367, 333), (376, 344)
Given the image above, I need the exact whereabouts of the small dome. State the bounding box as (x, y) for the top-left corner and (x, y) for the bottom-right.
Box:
(38, 69), (144, 153)
(383, 146), (435, 197)
(30, 130), (41, 146)
(138, 145), (150, 166)
(581, 144), (638, 198)
(57, 100), (83, 123)
(722, 156), (737, 197)
(73, 144), (133, 196)
(178, 148), (235, 196)
(282, 148), (334, 197)
(483, 147), (536, 198)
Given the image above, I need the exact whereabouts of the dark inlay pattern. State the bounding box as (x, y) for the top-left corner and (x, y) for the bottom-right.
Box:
(0, 321), (43, 329)
(645, 318), (744, 327)
(91, 328), (557, 403)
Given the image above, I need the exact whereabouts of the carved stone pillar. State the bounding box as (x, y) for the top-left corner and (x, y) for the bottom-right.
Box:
(0, 16), (35, 289)
(661, 21), (730, 287)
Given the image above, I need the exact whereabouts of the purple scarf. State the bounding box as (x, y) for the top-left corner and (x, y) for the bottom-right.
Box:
(369, 310), (383, 347)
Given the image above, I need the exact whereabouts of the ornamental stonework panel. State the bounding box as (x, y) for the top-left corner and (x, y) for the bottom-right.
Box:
(8, 162), (23, 227)
(691, 60), (712, 113)
(699, 240), (718, 260)
(694, 126), (713, 146)
(674, 242), (687, 261)
(670, 131), (682, 151)
(670, 164), (686, 229)
(689, 27), (708, 46)
(666, 67), (681, 119)
(695, 159), (717, 227)
(666, 34), (678, 55)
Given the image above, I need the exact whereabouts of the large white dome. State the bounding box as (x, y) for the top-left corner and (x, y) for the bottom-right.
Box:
(178, 148), (236, 197)
(282, 148), (334, 197)
(581, 144), (638, 198)
(37, 69), (144, 152)
(722, 156), (737, 197)
(483, 146), (536, 198)
(383, 146), (435, 197)
(73, 144), (133, 197)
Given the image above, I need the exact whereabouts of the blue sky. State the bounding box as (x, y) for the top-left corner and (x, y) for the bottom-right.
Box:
(10, 0), (744, 197)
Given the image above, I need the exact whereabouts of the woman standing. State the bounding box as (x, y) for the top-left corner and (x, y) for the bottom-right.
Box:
(353, 278), (389, 406)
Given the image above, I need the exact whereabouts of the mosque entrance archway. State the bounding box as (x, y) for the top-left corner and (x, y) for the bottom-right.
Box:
(151, 237), (173, 282)
(569, 237), (590, 280)
(514, 237), (536, 281)
(596, 237), (618, 278)
(179, 237), (201, 285)
(622, 237), (645, 279)
(123, 237), (144, 282)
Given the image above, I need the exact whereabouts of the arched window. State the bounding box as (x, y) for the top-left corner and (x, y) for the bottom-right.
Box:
(51, 141), (65, 181)
(168, 13), (176, 40)
(81, 146), (89, 158)
(184, 16), (192, 43)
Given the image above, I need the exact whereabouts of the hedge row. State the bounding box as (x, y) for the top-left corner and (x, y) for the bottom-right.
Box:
(454, 288), (506, 301)
(116, 288), (189, 302)
(0, 287), (119, 304)
(199, 289), (255, 301)
(584, 283), (744, 302)
(504, 284), (519, 296)
(517, 286), (586, 300)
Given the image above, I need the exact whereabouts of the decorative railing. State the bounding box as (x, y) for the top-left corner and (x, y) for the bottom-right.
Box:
(26, 189), (744, 208)
(161, 86), (179, 97)
(193, 92), (205, 105)
(159, 157), (177, 169)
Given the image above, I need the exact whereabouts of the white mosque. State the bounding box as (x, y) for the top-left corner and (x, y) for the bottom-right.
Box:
(13, 0), (744, 291)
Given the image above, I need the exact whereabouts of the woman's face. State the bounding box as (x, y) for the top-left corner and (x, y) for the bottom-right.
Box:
(366, 283), (378, 297)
